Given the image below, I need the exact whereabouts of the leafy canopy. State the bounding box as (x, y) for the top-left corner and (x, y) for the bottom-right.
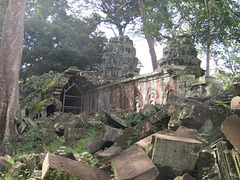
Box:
(21, 0), (107, 80)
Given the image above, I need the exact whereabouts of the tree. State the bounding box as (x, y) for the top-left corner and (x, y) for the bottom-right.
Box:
(21, 0), (106, 79)
(137, 0), (182, 70)
(186, 0), (240, 76)
(0, 0), (25, 140)
(138, 0), (158, 70)
(214, 40), (240, 76)
(0, 0), (8, 40)
(138, 0), (240, 75)
(84, 0), (139, 36)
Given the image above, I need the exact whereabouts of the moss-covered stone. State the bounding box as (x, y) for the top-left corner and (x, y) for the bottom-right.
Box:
(32, 98), (53, 112)
(99, 36), (140, 79)
(158, 34), (205, 78)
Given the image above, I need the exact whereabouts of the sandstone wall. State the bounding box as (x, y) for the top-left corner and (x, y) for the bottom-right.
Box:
(83, 66), (209, 113)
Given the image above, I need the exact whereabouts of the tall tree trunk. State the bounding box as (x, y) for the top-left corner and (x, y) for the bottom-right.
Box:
(138, 0), (158, 71)
(205, 0), (212, 76)
(0, 0), (25, 140)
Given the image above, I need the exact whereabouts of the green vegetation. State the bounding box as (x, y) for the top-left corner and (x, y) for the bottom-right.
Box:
(32, 98), (52, 112)
(209, 99), (233, 116)
(43, 170), (79, 180)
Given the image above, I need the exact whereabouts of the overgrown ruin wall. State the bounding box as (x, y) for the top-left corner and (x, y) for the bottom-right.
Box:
(83, 66), (211, 113)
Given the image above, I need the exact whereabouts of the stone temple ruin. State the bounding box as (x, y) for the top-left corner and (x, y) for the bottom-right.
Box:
(99, 36), (140, 78)
(20, 35), (212, 118)
(158, 35), (205, 78)
(15, 35), (240, 179)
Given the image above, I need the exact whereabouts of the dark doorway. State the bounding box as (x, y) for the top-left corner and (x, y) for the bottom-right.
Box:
(61, 78), (83, 114)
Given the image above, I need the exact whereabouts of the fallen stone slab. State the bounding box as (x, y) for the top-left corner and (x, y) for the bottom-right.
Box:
(135, 130), (173, 154)
(150, 134), (202, 175)
(230, 96), (240, 109)
(96, 146), (121, 158)
(105, 113), (130, 128)
(138, 121), (157, 139)
(197, 147), (220, 180)
(174, 173), (196, 180)
(173, 126), (198, 139)
(167, 96), (226, 130)
(111, 145), (159, 180)
(148, 107), (169, 124)
(83, 138), (108, 154)
(139, 105), (156, 117)
(221, 114), (240, 153)
(30, 170), (42, 180)
(42, 153), (110, 180)
(64, 127), (88, 140)
(115, 127), (134, 148)
(101, 125), (123, 142)
(211, 139), (240, 180)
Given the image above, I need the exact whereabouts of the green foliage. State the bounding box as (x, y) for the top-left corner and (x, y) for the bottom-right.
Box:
(183, 0), (240, 70)
(41, 72), (63, 94)
(213, 40), (240, 76)
(142, 0), (175, 42)
(43, 169), (78, 180)
(213, 70), (239, 90)
(32, 99), (50, 112)
(21, 0), (107, 80)
(209, 99), (232, 116)
(2, 172), (29, 180)
(44, 126), (101, 155)
(78, 151), (99, 166)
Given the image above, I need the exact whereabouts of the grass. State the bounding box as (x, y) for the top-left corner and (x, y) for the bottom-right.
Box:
(43, 127), (101, 154)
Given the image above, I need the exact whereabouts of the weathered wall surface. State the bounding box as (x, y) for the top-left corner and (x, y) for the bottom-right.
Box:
(83, 66), (210, 113)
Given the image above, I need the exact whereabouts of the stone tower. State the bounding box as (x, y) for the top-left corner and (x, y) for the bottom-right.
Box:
(158, 35), (205, 78)
(99, 36), (140, 79)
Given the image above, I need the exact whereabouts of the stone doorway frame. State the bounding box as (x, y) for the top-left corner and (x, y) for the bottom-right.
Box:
(62, 80), (83, 114)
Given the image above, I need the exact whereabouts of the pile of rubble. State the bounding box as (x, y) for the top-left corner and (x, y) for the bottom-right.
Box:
(1, 95), (240, 179)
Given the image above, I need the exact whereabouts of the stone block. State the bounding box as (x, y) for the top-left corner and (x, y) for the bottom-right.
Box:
(173, 126), (198, 139)
(115, 127), (134, 148)
(101, 125), (123, 142)
(197, 148), (220, 180)
(138, 122), (157, 139)
(111, 145), (159, 180)
(30, 170), (42, 180)
(230, 96), (240, 109)
(211, 139), (240, 180)
(105, 113), (130, 128)
(96, 146), (121, 158)
(83, 138), (108, 154)
(135, 130), (172, 154)
(64, 127), (88, 140)
(221, 114), (240, 153)
(148, 107), (169, 124)
(150, 134), (202, 174)
(42, 153), (110, 180)
(139, 105), (156, 117)
(174, 173), (196, 180)
(167, 96), (225, 131)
